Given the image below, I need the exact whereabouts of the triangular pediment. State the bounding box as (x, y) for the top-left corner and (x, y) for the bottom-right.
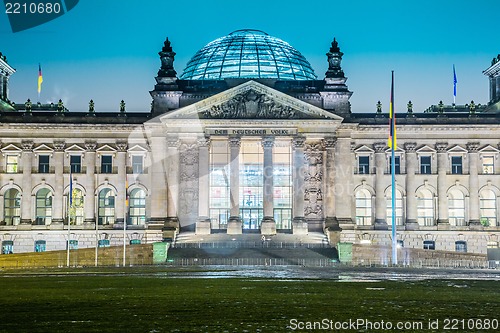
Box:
(0, 144), (22, 153)
(448, 145), (467, 153)
(384, 147), (405, 154)
(416, 145), (436, 154)
(159, 80), (343, 121)
(96, 144), (117, 153)
(65, 144), (85, 153)
(128, 145), (149, 153)
(354, 145), (374, 153)
(479, 145), (500, 154)
(33, 144), (54, 153)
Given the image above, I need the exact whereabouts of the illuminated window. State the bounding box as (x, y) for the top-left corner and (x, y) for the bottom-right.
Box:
(482, 156), (494, 174)
(239, 141), (263, 230)
(386, 188), (404, 225)
(355, 189), (372, 226)
(98, 189), (115, 225)
(68, 188), (84, 225)
(35, 188), (52, 225)
(2, 240), (13, 254)
(209, 140), (230, 229)
(6, 155), (18, 173)
(273, 141), (292, 229)
(3, 188), (21, 226)
(34, 240), (46, 252)
(417, 188), (434, 226)
(448, 189), (465, 226)
(129, 189), (146, 225)
(480, 189), (497, 226)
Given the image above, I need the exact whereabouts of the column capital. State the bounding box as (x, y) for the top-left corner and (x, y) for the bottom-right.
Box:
(373, 142), (386, 153)
(292, 136), (306, 149)
(84, 140), (97, 152)
(197, 137), (211, 148)
(435, 142), (448, 153)
(166, 137), (181, 148)
(466, 142), (480, 152)
(53, 140), (65, 151)
(261, 136), (275, 149)
(21, 140), (34, 151)
(116, 140), (128, 152)
(228, 136), (241, 148)
(323, 137), (337, 149)
(404, 142), (417, 152)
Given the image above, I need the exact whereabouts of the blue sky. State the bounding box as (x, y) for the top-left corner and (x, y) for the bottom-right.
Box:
(0, 0), (498, 113)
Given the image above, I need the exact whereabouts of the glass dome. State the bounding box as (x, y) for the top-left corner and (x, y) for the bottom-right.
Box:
(180, 29), (317, 81)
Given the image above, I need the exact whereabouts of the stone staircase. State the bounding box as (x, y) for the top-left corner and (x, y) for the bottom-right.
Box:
(167, 232), (338, 265)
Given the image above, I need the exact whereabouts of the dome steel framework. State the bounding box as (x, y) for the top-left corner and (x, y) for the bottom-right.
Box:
(180, 29), (317, 81)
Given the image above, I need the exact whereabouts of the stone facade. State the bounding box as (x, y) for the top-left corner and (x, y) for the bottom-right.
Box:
(0, 35), (499, 256)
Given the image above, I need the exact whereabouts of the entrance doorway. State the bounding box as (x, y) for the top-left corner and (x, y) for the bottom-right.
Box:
(240, 208), (263, 230)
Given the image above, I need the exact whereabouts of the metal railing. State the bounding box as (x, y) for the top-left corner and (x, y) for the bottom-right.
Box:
(171, 241), (330, 249)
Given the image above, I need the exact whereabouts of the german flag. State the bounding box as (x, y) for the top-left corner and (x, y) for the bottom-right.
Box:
(388, 71), (396, 149)
(37, 64), (43, 96)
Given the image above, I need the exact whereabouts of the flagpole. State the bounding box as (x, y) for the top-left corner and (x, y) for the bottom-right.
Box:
(391, 71), (397, 265)
(453, 65), (457, 105)
(95, 205), (98, 267)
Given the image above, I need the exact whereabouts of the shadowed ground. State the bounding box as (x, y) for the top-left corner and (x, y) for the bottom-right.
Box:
(0, 266), (499, 332)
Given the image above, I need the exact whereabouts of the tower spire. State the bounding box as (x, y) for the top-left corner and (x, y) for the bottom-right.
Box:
(325, 38), (345, 79)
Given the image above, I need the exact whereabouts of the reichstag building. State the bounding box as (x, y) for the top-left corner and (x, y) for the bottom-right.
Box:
(0, 29), (499, 254)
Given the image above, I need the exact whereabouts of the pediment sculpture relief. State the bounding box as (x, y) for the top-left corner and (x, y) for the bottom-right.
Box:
(202, 89), (299, 119)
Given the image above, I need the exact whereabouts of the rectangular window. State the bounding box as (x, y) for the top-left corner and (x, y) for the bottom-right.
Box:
(451, 156), (463, 174)
(70, 155), (81, 173)
(420, 156), (431, 174)
(34, 240), (46, 252)
(358, 156), (370, 174)
(482, 156), (494, 174)
(389, 156), (401, 174)
(130, 239), (141, 245)
(6, 155), (18, 173)
(132, 155), (143, 174)
(67, 240), (78, 250)
(423, 240), (435, 250)
(1, 240), (14, 254)
(98, 239), (110, 248)
(455, 241), (467, 253)
(101, 155), (113, 174)
(38, 155), (50, 173)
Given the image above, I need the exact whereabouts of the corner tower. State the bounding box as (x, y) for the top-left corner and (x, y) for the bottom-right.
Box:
(0, 52), (16, 111)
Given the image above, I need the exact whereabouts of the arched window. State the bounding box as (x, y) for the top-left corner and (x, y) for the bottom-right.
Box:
(129, 188), (146, 225)
(480, 189), (497, 227)
(355, 189), (372, 226)
(35, 188), (52, 225)
(448, 189), (465, 226)
(3, 188), (21, 225)
(98, 189), (115, 225)
(68, 188), (84, 225)
(386, 188), (404, 225)
(417, 188), (434, 226)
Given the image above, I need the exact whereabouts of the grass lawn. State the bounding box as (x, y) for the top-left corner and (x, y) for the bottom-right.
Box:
(0, 267), (499, 332)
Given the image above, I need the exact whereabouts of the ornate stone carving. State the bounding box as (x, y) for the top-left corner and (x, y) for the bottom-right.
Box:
(84, 141), (97, 152)
(53, 140), (65, 151)
(373, 142), (386, 153)
(466, 142), (480, 152)
(21, 140), (34, 151)
(202, 89), (297, 119)
(292, 137), (306, 149)
(323, 137), (336, 149)
(197, 137), (211, 148)
(435, 142), (448, 153)
(180, 143), (199, 165)
(157, 37), (177, 78)
(179, 142), (199, 216)
(228, 137), (241, 148)
(304, 141), (324, 218)
(261, 137), (275, 149)
(325, 38), (345, 79)
(116, 140), (128, 152)
(166, 137), (180, 148)
(404, 142), (417, 152)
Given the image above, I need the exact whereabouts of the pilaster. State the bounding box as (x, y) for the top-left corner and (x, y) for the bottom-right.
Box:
(334, 137), (354, 228)
(196, 137), (211, 234)
(115, 140), (127, 226)
(83, 141), (96, 225)
(436, 142), (449, 228)
(373, 142), (388, 230)
(292, 137), (307, 234)
(20, 140), (33, 225)
(52, 141), (65, 224)
(261, 136), (276, 235)
(467, 142), (482, 229)
(227, 136), (242, 234)
(323, 137), (341, 231)
(166, 137), (180, 225)
(404, 142), (419, 230)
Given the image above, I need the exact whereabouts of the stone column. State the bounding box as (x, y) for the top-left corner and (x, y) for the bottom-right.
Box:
(373, 142), (388, 230)
(467, 142), (482, 229)
(166, 137), (180, 224)
(196, 137), (211, 235)
(227, 137), (242, 234)
(292, 137), (307, 234)
(334, 137), (354, 228)
(0, 73), (4, 100)
(149, 136), (167, 225)
(323, 137), (340, 231)
(261, 137), (276, 235)
(404, 142), (419, 230)
(115, 140), (127, 226)
(20, 140), (34, 225)
(52, 141), (65, 225)
(436, 142), (449, 228)
(84, 141), (96, 225)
